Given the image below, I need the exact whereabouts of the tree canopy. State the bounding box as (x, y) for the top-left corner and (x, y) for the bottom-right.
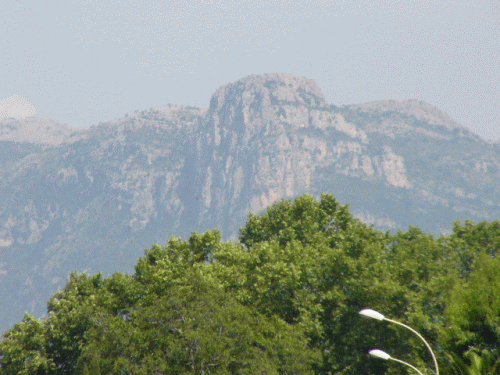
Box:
(1, 193), (500, 374)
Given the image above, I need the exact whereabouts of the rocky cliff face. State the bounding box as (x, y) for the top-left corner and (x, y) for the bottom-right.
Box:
(195, 73), (499, 237)
(1, 73), (499, 334)
(195, 73), (331, 237)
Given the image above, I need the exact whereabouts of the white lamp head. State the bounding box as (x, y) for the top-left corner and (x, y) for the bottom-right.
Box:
(369, 349), (391, 360)
(359, 309), (385, 321)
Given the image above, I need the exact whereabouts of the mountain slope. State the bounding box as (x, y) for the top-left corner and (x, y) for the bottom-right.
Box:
(1, 73), (499, 334)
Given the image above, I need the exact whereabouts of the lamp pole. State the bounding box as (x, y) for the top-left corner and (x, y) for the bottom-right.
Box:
(359, 309), (439, 375)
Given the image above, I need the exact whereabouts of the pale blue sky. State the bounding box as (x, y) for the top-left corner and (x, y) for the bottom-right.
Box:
(1, 0), (499, 140)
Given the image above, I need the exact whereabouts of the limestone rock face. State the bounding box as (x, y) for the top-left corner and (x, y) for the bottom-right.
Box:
(194, 74), (422, 238)
(196, 74), (329, 234)
(1, 73), (500, 334)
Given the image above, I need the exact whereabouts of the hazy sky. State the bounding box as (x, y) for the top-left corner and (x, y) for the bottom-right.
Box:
(1, 0), (499, 140)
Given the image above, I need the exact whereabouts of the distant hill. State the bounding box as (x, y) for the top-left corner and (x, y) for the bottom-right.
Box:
(1, 73), (499, 334)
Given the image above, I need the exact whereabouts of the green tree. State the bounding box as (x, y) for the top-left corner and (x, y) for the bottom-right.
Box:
(0, 313), (53, 375)
(217, 195), (462, 374)
(0, 271), (141, 374)
(380, 227), (461, 374)
(5, 193), (495, 375)
(213, 195), (420, 373)
(133, 230), (222, 298)
(77, 282), (318, 374)
(444, 251), (500, 360)
(44, 272), (109, 374)
(449, 220), (500, 278)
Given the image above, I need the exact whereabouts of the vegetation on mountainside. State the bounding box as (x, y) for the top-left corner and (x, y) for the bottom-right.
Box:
(1, 193), (500, 374)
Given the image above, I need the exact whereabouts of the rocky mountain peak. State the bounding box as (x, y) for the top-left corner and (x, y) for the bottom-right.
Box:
(202, 73), (327, 147)
(0, 116), (81, 145)
(209, 73), (326, 110)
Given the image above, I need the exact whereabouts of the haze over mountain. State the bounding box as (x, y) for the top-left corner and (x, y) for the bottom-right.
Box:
(1, 73), (499, 334)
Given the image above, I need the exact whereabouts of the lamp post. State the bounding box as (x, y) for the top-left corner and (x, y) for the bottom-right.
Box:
(359, 309), (439, 375)
(370, 349), (424, 375)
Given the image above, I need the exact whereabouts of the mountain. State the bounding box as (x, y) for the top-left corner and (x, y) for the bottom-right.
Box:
(1, 73), (499, 334)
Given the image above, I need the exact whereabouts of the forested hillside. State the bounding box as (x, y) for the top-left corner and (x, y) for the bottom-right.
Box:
(2, 194), (499, 374)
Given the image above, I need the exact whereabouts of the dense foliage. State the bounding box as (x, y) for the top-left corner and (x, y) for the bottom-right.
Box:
(2, 193), (500, 374)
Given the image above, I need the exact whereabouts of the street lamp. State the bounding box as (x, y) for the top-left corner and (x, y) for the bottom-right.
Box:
(370, 349), (424, 375)
(360, 309), (439, 375)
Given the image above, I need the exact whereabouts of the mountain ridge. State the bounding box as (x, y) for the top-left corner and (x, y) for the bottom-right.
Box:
(0, 72), (499, 334)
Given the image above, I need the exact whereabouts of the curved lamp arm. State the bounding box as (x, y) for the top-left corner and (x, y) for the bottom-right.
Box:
(360, 309), (439, 375)
(370, 349), (424, 375)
